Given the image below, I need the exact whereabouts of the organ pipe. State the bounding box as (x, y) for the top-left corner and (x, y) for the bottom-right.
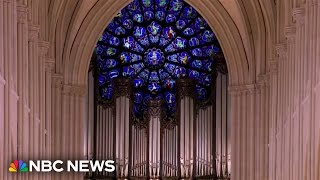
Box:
(177, 78), (196, 179)
(215, 73), (230, 179)
(161, 119), (178, 178)
(145, 99), (164, 179)
(87, 73), (230, 179)
(114, 78), (132, 179)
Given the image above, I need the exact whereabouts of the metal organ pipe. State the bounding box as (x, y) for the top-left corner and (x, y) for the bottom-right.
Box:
(215, 73), (230, 179)
(113, 78), (132, 179)
(145, 99), (163, 179)
(177, 78), (196, 179)
(87, 74), (230, 179)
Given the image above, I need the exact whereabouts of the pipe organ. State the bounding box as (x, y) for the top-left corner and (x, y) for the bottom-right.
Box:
(196, 106), (215, 177)
(85, 76), (231, 179)
(113, 78), (132, 179)
(131, 124), (148, 177)
(215, 73), (231, 179)
(161, 120), (179, 178)
(177, 78), (196, 179)
(145, 99), (163, 179)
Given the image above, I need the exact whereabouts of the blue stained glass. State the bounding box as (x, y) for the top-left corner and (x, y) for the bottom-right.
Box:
(144, 11), (154, 21)
(123, 19), (134, 29)
(167, 54), (178, 62)
(155, 11), (166, 21)
(159, 69), (170, 80)
(105, 59), (118, 69)
(106, 47), (117, 56)
(148, 21), (161, 35)
(173, 37), (187, 50)
(142, 0), (152, 7)
(94, 0), (224, 119)
(134, 78), (144, 88)
(192, 60), (202, 69)
(139, 69), (150, 81)
(115, 27), (126, 35)
(164, 79), (175, 90)
(148, 82), (161, 94)
(144, 48), (165, 69)
(166, 14), (176, 23)
(160, 27), (176, 47)
(174, 67), (186, 78)
(134, 93), (143, 103)
(123, 66), (135, 77)
(195, 17), (208, 30)
(109, 69), (120, 79)
(99, 32), (108, 42)
(202, 30), (215, 42)
(131, 53), (142, 62)
(178, 52), (190, 65)
(95, 45), (105, 55)
(191, 48), (203, 57)
(150, 35), (160, 44)
(134, 26), (147, 39)
(189, 70), (200, 79)
(181, 6), (197, 19)
(132, 63), (144, 71)
(133, 14), (144, 23)
(176, 20), (186, 30)
(165, 44), (177, 53)
(165, 92), (175, 104)
(156, 0), (168, 7)
(98, 75), (109, 86)
(150, 71), (160, 82)
(189, 37), (200, 47)
(168, 0), (183, 14)
(108, 36), (120, 46)
(199, 74), (212, 86)
(123, 37), (135, 49)
(203, 61), (213, 71)
(164, 63), (176, 74)
(127, 0), (140, 13)
(183, 28), (194, 36)
(119, 52), (131, 64)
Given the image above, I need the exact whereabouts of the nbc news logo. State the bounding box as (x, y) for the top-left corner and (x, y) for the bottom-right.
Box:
(9, 160), (28, 172)
(9, 159), (115, 173)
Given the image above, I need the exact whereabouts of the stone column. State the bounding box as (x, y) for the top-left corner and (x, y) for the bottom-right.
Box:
(229, 82), (269, 180)
(0, 0), (5, 179)
(144, 99), (164, 179)
(38, 40), (50, 159)
(177, 78), (195, 179)
(51, 74), (63, 180)
(113, 77), (132, 179)
(2, 1), (19, 179)
(28, 24), (40, 180)
(44, 58), (54, 180)
(61, 83), (87, 180)
(16, 1), (29, 162)
(267, 57), (279, 180)
(285, 25), (296, 180)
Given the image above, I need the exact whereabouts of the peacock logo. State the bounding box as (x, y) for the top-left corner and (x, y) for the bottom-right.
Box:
(9, 160), (29, 172)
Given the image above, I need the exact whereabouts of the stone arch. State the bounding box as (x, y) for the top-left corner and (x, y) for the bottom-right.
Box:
(61, 0), (250, 87)
(52, 1), (274, 179)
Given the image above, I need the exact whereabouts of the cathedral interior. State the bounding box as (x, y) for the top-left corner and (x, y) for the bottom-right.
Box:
(85, 1), (230, 179)
(0, 0), (320, 179)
